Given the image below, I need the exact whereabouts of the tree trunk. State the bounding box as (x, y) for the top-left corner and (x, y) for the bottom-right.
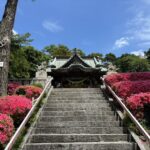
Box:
(0, 0), (19, 96)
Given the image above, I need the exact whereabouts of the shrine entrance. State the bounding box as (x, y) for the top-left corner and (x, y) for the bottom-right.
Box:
(47, 52), (107, 88)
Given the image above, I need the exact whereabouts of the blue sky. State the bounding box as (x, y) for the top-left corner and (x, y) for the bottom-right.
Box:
(0, 0), (150, 56)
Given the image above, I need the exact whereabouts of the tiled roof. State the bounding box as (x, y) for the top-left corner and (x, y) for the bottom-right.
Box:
(49, 57), (99, 68)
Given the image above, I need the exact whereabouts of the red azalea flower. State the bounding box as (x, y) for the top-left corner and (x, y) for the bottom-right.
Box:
(104, 72), (150, 87)
(0, 96), (32, 127)
(0, 114), (14, 145)
(7, 82), (20, 95)
(126, 93), (150, 120)
(15, 86), (42, 100)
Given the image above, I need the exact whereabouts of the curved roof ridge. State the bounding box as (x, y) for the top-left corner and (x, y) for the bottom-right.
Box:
(60, 53), (92, 68)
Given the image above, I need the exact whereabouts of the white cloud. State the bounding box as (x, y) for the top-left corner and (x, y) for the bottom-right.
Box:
(42, 20), (63, 33)
(127, 12), (150, 41)
(131, 49), (145, 57)
(111, 1), (150, 51)
(12, 29), (18, 35)
(114, 37), (130, 48)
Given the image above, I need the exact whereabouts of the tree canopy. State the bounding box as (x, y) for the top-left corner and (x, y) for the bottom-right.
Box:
(44, 44), (72, 57)
(105, 53), (116, 63)
(9, 33), (49, 79)
(88, 53), (103, 59)
(43, 45), (86, 57)
(116, 54), (150, 72)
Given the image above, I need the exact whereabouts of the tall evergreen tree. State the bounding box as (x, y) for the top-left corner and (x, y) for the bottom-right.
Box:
(0, 0), (19, 95)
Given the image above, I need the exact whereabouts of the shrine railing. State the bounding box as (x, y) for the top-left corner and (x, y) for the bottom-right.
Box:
(101, 77), (150, 148)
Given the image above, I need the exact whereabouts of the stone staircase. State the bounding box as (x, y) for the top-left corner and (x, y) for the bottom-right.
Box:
(23, 88), (137, 150)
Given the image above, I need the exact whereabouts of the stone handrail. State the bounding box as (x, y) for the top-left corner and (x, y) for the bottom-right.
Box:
(5, 78), (53, 150)
(101, 77), (150, 147)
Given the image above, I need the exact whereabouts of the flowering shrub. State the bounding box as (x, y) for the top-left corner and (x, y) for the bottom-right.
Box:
(112, 80), (150, 99)
(0, 114), (14, 146)
(15, 85), (42, 100)
(0, 96), (32, 127)
(126, 93), (150, 120)
(105, 72), (150, 87)
(7, 82), (20, 95)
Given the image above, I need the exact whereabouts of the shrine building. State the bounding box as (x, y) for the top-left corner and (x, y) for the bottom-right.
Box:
(46, 52), (107, 88)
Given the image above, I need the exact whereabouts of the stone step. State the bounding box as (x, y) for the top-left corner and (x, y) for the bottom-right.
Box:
(52, 90), (102, 92)
(23, 88), (137, 150)
(50, 94), (103, 97)
(48, 97), (106, 100)
(41, 110), (114, 116)
(29, 134), (130, 143)
(47, 100), (107, 103)
(44, 103), (110, 108)
(53, 88), (101, 91)
(24, 142), (135, 150)
(49, 95), (104, 99)
(36, 121), (121, 128)
(43, 107), (112, 111)
(53, 88), (102, 93)
(51, 91), (102, 94)
(39, 116), (115, 122)
(33, 127), (127, 134)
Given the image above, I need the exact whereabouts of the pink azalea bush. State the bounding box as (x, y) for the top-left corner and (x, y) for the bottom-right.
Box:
(0, 96), (32, 127)
(105, 72), (150, 87)
(104, 72), (150, 125)
(7, 82), (20, 95)
(0, 114), (14, 146)
(112, 80), (150, 99)
(15, 85), (42, 100)
(126, 93), (150, 120)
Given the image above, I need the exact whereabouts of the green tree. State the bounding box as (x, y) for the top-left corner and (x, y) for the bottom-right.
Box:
(131, 57), (150, 72)
(23, 46), (49, 77)
(116, 54), (150, 72)
(9, 47), (30, 78)
(105, 53), (116, 63)
(9, 33), (49, 79)
(9, 33), (32, 78)
(11, 33), (32, 49)
(88, 52), (103, 58)
(44, 44), (71, 57)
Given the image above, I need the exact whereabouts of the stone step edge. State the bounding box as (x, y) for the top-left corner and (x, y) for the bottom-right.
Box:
(45, 102), (109, 105)
(30, 133), (129, 136)
(25, 141), (132, 145)
(34, 127), (126, 130)
(36, 121), (120, 123)
(39, 115), (115, 118)
(39, 115), (115, 117)
(35, 126), (124, 129)
(41, 110), (113, 112)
